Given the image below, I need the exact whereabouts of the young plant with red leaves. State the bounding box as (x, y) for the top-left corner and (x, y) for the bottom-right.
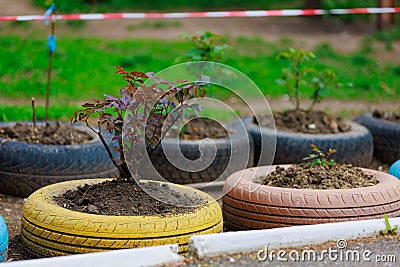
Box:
(72, 66), (205, 182)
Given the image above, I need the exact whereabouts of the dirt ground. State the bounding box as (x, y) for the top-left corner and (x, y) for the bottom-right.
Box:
(0, 194), (24, 239)
(164, 234), (400, 266)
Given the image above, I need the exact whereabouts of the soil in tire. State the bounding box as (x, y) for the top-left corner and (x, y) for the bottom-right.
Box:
(253, 163), (378, 189)
(0, 122), (93, 145)
(256, 109), (351, 134)
(53, 179), (206, 216)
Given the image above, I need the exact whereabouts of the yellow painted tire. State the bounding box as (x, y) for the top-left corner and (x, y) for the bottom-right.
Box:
(21, 179), (223, 257)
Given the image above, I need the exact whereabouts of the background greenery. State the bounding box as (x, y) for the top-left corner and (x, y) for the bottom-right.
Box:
(1, 33), (399, 122)
(0, 1), (399, 121)
(33, 0), (304, 13)
(33, 0), (397, 13)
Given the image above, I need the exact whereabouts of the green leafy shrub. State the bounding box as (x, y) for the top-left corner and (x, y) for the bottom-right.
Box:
(276, 48), (338, 110)
(177, 31), (231, 62)
(72, 67), (204, 181)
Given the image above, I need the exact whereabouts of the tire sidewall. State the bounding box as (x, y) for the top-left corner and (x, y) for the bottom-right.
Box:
(224, 165), (400, 209)
(243, 116), (373, 167)
(0, 121), (119, 197)
(147, 123), (254, 182)
(355, 113), (400, 129)
(354, 113), (400, 164)
(223, 165), (400, 230)
(0, 121), (117, 175)
(21, 178), (223, 256)
(23, 178), (222, 237)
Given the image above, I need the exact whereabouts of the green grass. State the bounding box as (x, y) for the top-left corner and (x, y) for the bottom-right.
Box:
(1, 34), (399, 122)
(374, 19), (400, 48)
(34, 0), (395, 13)
(0, 103), (237, 124)
(33, 0), (302, 13)
(0, 105), (79, 122)
(32, 0), (397, 24)
(0, 35), (190, 102)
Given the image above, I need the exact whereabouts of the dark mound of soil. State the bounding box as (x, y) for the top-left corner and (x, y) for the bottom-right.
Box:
(254, 164), (378, 189)
(148, 117), (229, 141)
(165, 117), (229, 140)
(180, 117), (229, 140)
(372, 109), (400, 123)
(54, 179), (206, 216)
(256, 109), (351, 134)
(0, 122), (93, 145)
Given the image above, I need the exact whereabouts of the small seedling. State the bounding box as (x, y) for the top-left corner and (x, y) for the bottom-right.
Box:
(306, 68), (338, 110)
(275, 48), (339, 111)
(177, 31), (231, 99)
(303, 144), (336, 166)
(31, 97), (37, 128)
(380, 214), (398, 235)
(177, 31), (231, 62)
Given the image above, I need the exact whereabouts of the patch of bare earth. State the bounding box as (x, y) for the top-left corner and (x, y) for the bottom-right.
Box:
(0, 194), (24, 239)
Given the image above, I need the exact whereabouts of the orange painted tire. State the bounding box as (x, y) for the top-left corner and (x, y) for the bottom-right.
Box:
(223, 165), (400, 231)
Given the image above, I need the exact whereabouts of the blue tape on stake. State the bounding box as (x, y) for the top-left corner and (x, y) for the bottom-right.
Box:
(44, 3), (56, 25)
(48, 35), (56, 52)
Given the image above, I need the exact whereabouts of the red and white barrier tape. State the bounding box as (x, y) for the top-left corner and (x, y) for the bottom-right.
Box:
(0, 8), (399, 21)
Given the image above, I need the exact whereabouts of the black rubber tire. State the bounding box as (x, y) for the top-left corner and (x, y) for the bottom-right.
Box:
(353, 113), (400, 164)
(0, 215), (7, 262)
(0, 122), (119, 197)
(148, 124), (254, 184)
(223, 166), (400, 231)
(243, 116), (373, 167)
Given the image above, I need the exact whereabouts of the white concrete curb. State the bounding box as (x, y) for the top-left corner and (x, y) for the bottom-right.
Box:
(4, 244), (182, 267)
(188, 217), (400, 258)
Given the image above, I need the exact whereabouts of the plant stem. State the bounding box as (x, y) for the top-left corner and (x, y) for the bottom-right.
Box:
(309, 100), (316, 111)
(31, 97), (36, 128)
(146, 108), (182, 156)
(87, 122), (132, 181)
(45, 51), (53, 124)
(285, 79), (296, 108)
(45, 10), (56, 124)
(294, 58), (302, 110)
(115, 110), (126, 166)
